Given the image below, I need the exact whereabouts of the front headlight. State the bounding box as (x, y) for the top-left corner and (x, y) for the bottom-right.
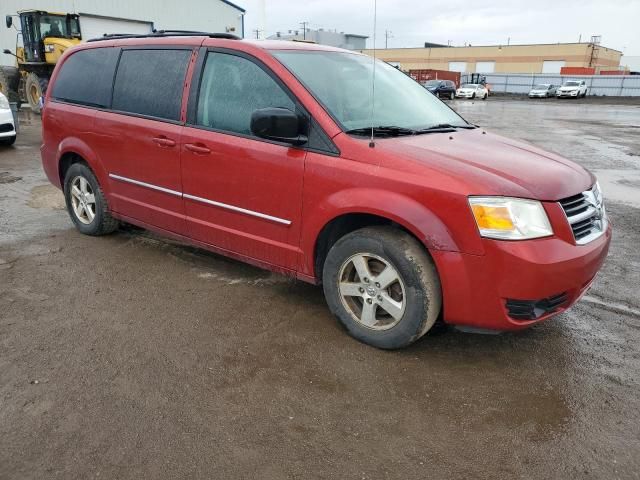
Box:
(0, 94), (9, 110)
(469, 197), (553, 240)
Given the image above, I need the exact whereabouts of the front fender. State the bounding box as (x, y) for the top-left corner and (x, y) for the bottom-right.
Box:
(300, 188), (470, 278)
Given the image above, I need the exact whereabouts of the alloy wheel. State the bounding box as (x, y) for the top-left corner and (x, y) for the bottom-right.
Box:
(70, 176), (97, 225)
(337, 253), (406, 330)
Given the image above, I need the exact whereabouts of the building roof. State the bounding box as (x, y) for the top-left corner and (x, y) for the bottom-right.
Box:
(219, 0), (246, 13)
(362, 42), (622, 54)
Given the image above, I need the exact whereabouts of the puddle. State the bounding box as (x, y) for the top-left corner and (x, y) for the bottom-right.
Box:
(28, 184), (65, 210)
(0, 172), (22, 184)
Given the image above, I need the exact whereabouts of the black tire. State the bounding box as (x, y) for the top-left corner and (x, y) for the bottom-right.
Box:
(0, 135), (16, 146)
(24, 72), (48, 114)
(0, 66), (20, 98)
(471, 92), (476, 99)
(482, 93), (488, 100)
(322, 226), (442, 349)
(63, 163), (118, 236)
(450, 92), (455, 100)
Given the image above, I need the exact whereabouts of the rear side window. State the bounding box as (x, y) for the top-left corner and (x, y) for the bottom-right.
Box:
(112, 49), (191, 121)
(196, 52), (295, 135)
(51, 47), (119, 107)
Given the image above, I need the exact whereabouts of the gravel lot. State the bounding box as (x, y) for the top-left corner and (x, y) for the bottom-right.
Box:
(1, 99), (639, 479)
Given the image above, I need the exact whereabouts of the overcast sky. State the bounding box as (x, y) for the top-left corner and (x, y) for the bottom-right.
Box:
(240, 0), (640, 56)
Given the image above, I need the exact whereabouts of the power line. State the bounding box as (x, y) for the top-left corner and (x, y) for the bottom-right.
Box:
(384, 29), (393, 48)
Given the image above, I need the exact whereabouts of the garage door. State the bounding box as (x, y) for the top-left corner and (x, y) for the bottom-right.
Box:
(80, 15), (153, 41)
(448, 62), (467, 73)
(542, 60), (566, 74)
(476, 61), (495, 73)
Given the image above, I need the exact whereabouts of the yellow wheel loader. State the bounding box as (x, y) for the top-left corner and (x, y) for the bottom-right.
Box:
(1, 10), (81, 113)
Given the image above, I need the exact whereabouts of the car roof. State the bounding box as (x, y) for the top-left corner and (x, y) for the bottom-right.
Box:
(81, 34), (351, 53)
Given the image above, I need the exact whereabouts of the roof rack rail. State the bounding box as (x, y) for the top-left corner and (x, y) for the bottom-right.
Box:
(86, 31), (240, 42)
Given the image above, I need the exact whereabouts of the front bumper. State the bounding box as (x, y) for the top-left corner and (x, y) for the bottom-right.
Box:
(529, 93), (548, 97)
(0, 108), (16, 138)
(557, 90), (580, 97)
(456, 92), (475, 98)
(432, 223), (612, 331)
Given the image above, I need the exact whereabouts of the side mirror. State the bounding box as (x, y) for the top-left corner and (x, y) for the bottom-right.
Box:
(5, 16), (12, 28)
(3, 49), (12, 55)
(250, 107), (307, 146)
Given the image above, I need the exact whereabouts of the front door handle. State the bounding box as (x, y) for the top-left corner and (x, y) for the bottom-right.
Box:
(152, 136), (176, 147)
(185, 143), (211, 155)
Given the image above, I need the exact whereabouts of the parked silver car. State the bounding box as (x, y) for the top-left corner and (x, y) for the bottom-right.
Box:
(528, 84), (557, 98)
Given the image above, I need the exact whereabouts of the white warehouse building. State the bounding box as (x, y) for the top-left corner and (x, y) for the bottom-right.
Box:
(1, 0), (246, 67)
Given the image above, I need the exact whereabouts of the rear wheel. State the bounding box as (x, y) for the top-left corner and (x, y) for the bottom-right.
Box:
(24, 72), (48, 114)
(0, 67), (20, 100)
(322, 226), (442, 349)
(64, 163), (118, 236)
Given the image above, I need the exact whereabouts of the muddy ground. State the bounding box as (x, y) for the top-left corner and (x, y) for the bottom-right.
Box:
(1, 101), (639, 479)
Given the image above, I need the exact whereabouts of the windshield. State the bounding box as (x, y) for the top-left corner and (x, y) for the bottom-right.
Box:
(564, 81), (580, 86)
(272, 51), (469, 131)
(39, 14), (80, 39)
(533, 84), (549, 90)
(424, 80), (441, 86)
(461, 84), (477, 89)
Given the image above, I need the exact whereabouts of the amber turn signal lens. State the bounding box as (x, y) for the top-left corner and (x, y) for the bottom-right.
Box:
(471, 204), (515, 230)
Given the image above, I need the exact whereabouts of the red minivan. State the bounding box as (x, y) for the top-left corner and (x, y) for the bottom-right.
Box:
(41, 32), (611, 349)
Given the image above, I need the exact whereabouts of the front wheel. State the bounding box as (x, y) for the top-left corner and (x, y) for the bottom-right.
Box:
(64, 163), (119, 236)
(471, 93), (476, 99)
(450, 92), (455, 100)
(482, 93), (488, 100)
(322, 226), (442, 349)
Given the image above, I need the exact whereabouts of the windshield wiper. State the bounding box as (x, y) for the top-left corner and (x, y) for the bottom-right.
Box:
(417, 123), (477, 133)
(345, 126), (417, 137)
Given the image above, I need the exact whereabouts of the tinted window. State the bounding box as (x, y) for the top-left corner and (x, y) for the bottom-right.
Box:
(51, 47), (119, 107)
(196, 52), (295, 135)
(112, 49), (191, 121)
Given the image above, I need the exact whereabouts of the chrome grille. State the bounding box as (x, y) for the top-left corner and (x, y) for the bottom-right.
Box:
(559, 184), (607, 245)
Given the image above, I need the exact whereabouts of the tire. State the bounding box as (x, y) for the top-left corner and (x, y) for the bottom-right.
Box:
(322, 226), (442, 349)
(471, 93), (476, 99)
(0, 135), (16, 146)
(482, 93), (488, 100)
(0, 66), (20, 99)
(63, 163), (118, 236)
(24, 72), (48, 114)
(450, 92), (455, 100)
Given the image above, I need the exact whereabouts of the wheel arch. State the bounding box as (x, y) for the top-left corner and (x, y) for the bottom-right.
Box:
(57, 137), (109, 193)
(305, 189), (461, 282)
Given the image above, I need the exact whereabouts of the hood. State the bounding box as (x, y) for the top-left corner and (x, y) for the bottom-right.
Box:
(374, 129), (594, 200)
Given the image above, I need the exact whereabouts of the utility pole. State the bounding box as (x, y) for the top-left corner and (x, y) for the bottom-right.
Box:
(384, 29), (393, 48)
(252, 29), (262, 40)
(300, 21), (308, 40)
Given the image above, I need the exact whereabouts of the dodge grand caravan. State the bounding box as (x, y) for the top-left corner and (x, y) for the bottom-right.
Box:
(41, 32), (611, 349)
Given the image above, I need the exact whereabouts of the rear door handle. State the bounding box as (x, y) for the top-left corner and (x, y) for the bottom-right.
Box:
(152, 136), (176, 147)
(184, 143), (211, 155)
